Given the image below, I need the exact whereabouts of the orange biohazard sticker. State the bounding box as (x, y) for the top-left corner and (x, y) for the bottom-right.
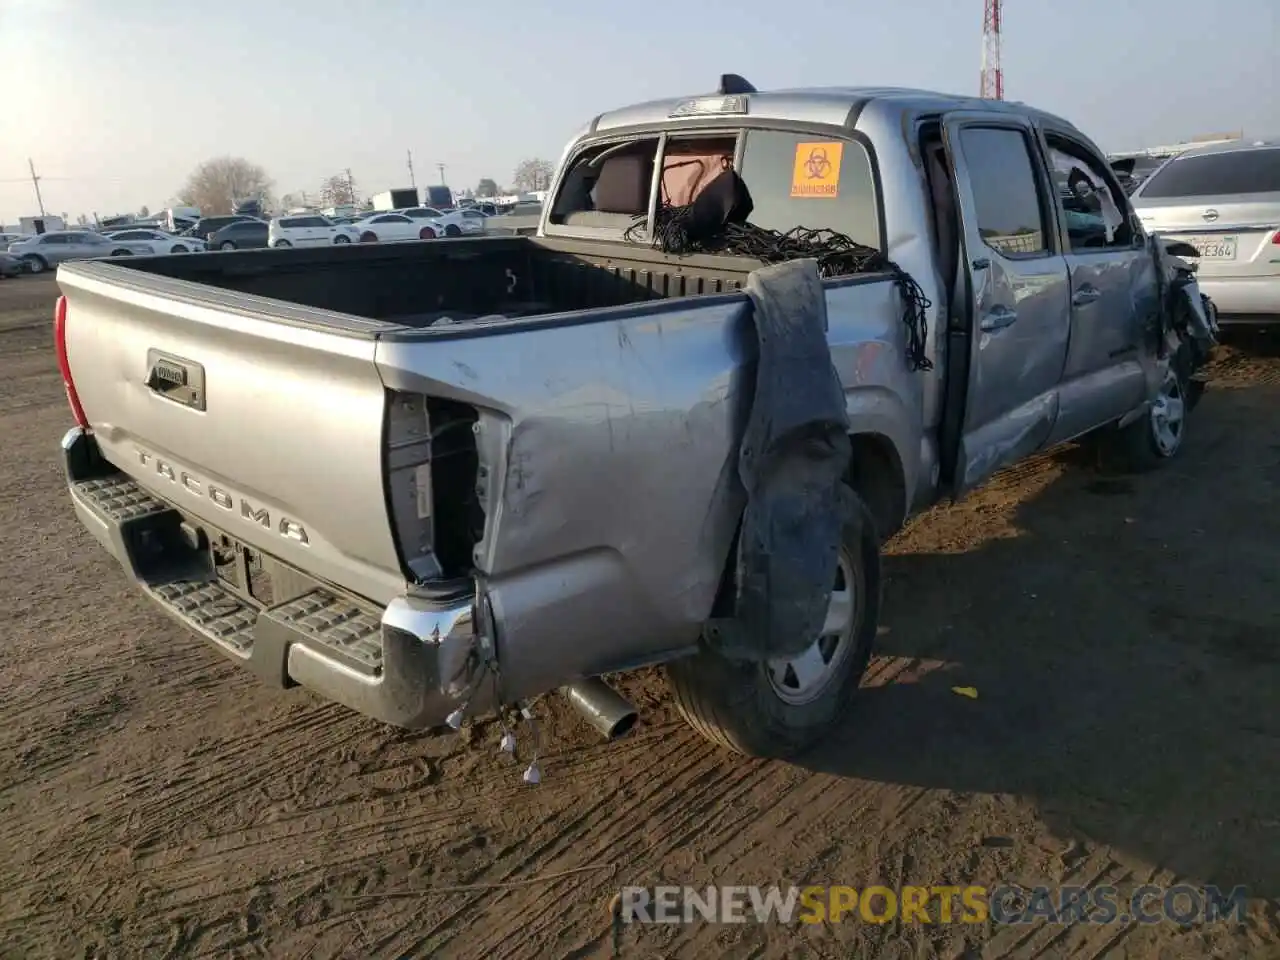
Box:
(791, 141), (844, 198)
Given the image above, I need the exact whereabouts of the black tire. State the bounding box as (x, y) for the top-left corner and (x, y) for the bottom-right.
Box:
(111, 249), (132, 257)
(444, 224), (462, 237)
(1093, 343), (1194, 474)
(665, 486), (881, 759)
(23, 255), (46, 274)
(171, 245), (188, 254)
(333, 235), (351, 244)
(273, 239), (292, 248)
(219, 241), (237, 251)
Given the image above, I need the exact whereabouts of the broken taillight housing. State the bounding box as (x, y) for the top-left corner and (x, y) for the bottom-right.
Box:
(53, 295), (90, 429)
(383, 391), (482, 583)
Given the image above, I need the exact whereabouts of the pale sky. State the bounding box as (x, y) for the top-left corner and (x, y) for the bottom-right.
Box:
(1, 0), (1275, 222)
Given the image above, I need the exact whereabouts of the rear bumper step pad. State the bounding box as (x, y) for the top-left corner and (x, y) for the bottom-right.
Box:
(62, 428), (481, 729)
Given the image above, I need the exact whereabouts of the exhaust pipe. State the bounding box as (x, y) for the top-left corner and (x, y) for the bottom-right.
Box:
(563, 678), (639, 740)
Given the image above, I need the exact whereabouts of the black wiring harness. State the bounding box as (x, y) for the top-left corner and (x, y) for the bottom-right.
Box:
(626, 203), (934, 372)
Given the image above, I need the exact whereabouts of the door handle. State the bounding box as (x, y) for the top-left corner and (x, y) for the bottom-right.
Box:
(979, 305), (1018, 332)
(1072, 285), (1101, 306)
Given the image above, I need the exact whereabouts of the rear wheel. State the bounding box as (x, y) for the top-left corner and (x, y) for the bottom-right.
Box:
(273, 239), (292, 248)
(444, 224), (462, 238)
(23, 255), (46, 274)
(171, 244), (188, 254)
(665, 486), (881, 759)
(333, 234), (351, 244)
(111, 249), (132, 257)
(359, 231), (378, 243)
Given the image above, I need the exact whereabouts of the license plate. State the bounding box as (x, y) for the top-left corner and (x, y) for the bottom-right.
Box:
(1180, 235), (1237, 260)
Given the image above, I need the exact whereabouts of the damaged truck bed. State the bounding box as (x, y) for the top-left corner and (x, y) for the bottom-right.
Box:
(55, 78), (1216, 764)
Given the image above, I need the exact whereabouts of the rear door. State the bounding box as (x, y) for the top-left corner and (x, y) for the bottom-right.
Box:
(940, 113), (1072, 496)
(1133, 146), (1280, 317)
(1039, 128), (1151, 443)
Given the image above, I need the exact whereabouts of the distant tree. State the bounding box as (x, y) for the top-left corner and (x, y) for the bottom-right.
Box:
(138, 204), (150, 217)
(319, 173), (356, 208)
(476, 178), (499, 198)
(512, 159), (553, 193)
(76, 214), (88, 225)
(177, 156), (274, 216)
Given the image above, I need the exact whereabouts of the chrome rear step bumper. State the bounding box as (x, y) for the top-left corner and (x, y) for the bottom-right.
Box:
(62, 426), (482, 729)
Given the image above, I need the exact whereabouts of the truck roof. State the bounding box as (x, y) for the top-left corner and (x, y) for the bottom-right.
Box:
(590, 85), (1083, 138)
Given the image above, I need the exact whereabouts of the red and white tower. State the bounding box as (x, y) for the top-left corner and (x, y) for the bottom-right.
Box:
(980, 0), (1004, 100)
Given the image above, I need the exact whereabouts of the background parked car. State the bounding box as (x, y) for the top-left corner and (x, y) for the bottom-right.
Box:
(351, 212), (424, 243)
(0, 232), (28, 251)
(103, 227), (207, 255)
(6, 230), (155, 274)
(267, 214), (361, 248)
(185, 215), (262, 242)
(208, 220), (269, 251)
(0, 251), (28, 278)
(1132, 139), (1280, 326)
(418, 207), (487, 238)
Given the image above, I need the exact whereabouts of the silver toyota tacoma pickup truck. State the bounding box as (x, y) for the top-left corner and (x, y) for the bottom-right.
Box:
(56, 77), (1216, 763)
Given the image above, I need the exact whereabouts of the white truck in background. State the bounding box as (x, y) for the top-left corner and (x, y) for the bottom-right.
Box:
(372, 188), (420, 211)
(20, 215), (66, 235)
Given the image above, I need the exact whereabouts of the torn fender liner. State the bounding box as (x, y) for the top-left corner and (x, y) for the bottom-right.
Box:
(705, 258), (852, 662)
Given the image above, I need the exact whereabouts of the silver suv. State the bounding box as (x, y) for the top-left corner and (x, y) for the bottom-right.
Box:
(1131, 140), (1280, 325)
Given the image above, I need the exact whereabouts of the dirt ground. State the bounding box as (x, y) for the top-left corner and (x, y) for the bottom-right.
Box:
(0, 274), (1277, 959)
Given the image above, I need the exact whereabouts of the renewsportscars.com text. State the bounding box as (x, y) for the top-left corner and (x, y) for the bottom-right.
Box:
(619, 884), (1248, 926)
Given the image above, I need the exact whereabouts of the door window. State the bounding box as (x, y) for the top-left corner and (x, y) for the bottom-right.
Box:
(958, 127), (1050, 258)
(1045, 135), (1135, 250)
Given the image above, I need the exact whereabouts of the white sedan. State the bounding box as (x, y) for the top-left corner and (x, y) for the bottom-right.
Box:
(418, 208), (487, 239)
(268, 214), (362, 248)
(103, 227), (206, 254)
(351, 212), (429, 244)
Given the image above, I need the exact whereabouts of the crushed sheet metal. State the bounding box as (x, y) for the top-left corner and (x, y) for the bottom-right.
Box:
(705, 258), (852, 662)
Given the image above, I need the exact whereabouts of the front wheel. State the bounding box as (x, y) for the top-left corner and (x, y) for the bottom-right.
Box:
(23, 255), (47, 274)
(1094, 345), (1193, 473)
(333, 234), (351, 244)
(111, 249), (132, 257)
(219, 241), (237, 251)
(665, 486), (881, 759)
(171, 245), (188, 254)
(273, 239), (292, 248)
(444, 224), (462, 238)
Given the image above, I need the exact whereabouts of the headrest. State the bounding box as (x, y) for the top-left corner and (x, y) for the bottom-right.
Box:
(593, 154), (652, 214)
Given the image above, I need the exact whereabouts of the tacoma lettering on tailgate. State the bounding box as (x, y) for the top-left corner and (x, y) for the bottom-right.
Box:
(134, 448), (310, 545)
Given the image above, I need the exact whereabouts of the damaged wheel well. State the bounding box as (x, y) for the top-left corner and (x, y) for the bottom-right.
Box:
(846, 432), (906, 544)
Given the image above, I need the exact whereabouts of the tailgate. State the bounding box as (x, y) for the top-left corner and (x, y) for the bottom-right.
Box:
(58, 262), (406, 605)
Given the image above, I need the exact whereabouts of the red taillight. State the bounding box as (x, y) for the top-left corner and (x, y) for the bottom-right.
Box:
(1272, 230), (1280, 245)
(359, 231), (377, 243)
(54, 295), (89, 429)
(419, 226), (436, 240)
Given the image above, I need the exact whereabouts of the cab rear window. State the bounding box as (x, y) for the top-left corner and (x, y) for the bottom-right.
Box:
(737, 130), (880, 249)
(548, 127), (881, 250)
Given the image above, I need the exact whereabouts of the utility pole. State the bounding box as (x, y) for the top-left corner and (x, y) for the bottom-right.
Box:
(407, 150), (416, 188)
(28, 158), (46, 216)
(345, 167), (355, 204)
(436, 162), (446, 186)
